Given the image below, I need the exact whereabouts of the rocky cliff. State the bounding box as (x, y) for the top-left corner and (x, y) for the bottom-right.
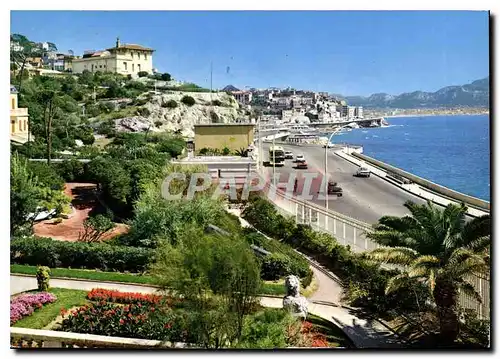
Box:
(112, 91), (246, 138)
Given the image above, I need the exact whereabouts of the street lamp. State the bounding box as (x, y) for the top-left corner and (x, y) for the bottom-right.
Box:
(324, 128), (340, 212)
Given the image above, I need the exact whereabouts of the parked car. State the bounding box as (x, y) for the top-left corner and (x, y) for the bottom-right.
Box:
(285, 151), (294, 159)
(355, 167), (371, 178)
(295, 154), (305, 162)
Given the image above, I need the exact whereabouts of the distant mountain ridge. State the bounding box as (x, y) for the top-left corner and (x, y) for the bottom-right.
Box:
(343, 77), (489, 108)
(222, 85), (240, 92)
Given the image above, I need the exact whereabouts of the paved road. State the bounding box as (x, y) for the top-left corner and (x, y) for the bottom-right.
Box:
(262, 143), (427, 224)
(10, 275), (159, 296)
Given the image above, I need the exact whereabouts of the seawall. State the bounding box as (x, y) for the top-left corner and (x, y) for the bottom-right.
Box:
(350, 151), (490, 212)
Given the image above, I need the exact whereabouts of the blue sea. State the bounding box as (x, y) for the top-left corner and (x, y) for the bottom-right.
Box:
(330, 115), (490, 201)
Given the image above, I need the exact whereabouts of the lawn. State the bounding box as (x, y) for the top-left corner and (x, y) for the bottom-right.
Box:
(11, 265), (158, 285)
(11, 265), (287, 296)
(12, 288), (88, 329)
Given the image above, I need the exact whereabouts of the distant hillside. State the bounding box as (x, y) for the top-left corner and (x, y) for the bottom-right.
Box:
(222, 85), (240, 92)
(343, 77), (489, 108)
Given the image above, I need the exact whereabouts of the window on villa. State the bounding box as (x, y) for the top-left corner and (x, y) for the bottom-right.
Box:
(131, 52), (134, 59)
(19, 120), (22, 131)
(100, 65), (102, 68)
(132, 64), (135, 72)
(24, 120), (27, 131)
(11, 98), (15, 110)
(124, 62), (127, 71)
(138, 64), (141, 72)
(144, 53), (147, 60)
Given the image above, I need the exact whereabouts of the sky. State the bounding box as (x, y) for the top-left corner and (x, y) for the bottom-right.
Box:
(10, 10), (489, 96)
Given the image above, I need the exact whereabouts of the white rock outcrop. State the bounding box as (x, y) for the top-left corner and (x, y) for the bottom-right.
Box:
(111, 91), (246, 138)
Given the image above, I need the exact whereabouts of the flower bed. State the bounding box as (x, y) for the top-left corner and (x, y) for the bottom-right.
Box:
(11, 292), (57, 325)
(87, 288), (165, 305)
(58, 301), (192, 342)
(300, 321), (329, 347)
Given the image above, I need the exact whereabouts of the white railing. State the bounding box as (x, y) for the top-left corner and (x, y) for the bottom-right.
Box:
(10, 327), (191, 349)
(10, 328), (341, 349)
(260, 174), (490, 320)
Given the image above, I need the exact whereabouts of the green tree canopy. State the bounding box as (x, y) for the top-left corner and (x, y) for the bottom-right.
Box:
(366, 200), (490, 344)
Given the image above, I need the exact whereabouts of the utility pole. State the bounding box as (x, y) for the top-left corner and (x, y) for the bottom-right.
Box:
(210, 61), (214, 123)
(257, 116), (261, 171)
(272, 134), (276, 187)
(324, 129), (340, 214)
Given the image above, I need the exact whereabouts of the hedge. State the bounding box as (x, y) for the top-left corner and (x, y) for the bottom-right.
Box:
(11, 237), (153, 273)
(243, 228), (312, 287)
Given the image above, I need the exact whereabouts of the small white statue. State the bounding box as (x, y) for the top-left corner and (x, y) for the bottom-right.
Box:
(282, 275), (309, 319)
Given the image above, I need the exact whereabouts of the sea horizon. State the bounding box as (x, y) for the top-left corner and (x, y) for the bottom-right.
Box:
(331, 114), (490, 201)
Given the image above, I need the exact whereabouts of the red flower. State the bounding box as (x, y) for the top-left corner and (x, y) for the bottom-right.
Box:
(164, 323), (172, 329)
(119, 319), (125, 325)
(60, 308), (67, 316)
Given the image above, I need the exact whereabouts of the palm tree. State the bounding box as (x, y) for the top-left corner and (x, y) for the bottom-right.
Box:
(366, 200), (490, 344)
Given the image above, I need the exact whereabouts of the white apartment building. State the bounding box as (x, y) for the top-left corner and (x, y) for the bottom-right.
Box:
(347, 106), (356, 119)
(232, 91), (253, 105)
(355, 106), (364, 118)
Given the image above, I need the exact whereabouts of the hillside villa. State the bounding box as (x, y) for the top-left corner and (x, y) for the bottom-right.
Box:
(71, 37), (154, 78)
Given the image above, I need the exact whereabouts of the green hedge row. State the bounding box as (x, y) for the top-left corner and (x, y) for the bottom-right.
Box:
(243, 228), (312, 287)
(242, 197), (428, 315)
(11, 237), (154, 273)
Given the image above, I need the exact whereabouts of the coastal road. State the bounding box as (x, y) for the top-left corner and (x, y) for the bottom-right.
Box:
(261, 143), (427, 224)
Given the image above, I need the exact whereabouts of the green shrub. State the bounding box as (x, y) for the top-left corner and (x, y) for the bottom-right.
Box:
(236, 308), (296, 349)
(55, 160), (86, 182)
(138, 107), (151, 117)
(36, 266), (51, 291)
(163, 99), (178, 108)
(222, 147), (230, 156)
(26, 161), (64, 191)
(137, 71), (149, 78)
(243, 228), (311, 282)
(11, 236), (154, 273)
(97, 120), (116, 137)
(133, 98), (148, 106)
(211, 100), (222, 106)
(181, 95), (196, 106)
(261, 253), (291, 281)
(161, 73), (171, 81)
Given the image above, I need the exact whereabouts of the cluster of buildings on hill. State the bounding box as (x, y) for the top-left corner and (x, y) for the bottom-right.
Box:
(10, 37), (156, 78)
(222, 86), (363, 123)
